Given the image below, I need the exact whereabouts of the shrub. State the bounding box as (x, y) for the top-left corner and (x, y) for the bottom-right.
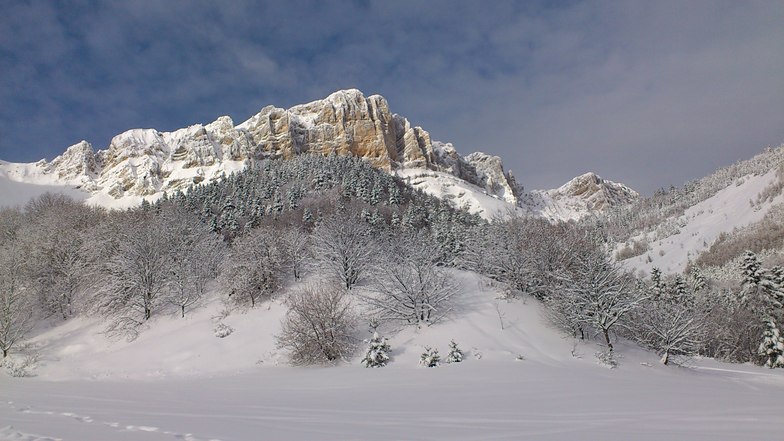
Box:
(276, 283), (357, 365)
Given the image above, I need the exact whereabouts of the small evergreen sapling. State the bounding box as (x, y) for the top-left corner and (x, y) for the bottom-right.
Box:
(759, 319), (784, 368)
(446, 340), (463, 363)
(361, 332), (391, 368)
(420, 346), (440, 367)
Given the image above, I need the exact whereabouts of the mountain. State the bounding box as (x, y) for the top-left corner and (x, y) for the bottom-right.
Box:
(611, 145), (784, 275)
(0, 89), (634, 219)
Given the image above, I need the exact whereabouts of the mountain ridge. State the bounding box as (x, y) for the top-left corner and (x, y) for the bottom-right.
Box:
(0, 89), (636, 219)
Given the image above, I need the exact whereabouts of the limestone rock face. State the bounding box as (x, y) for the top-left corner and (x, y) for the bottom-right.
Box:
(464, 152), (523, 205)
(238, 89), (439, 171)
(2, 89), (583, 211)
(47, 141), (97, 181)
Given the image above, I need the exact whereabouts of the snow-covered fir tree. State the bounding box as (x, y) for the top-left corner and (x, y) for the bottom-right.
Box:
(446, 340), (463, 363)
(759, 319), (784, 368)
(360, 332), (391, 368)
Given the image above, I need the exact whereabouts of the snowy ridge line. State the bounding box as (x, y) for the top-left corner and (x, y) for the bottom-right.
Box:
(0, 89), (637, 220)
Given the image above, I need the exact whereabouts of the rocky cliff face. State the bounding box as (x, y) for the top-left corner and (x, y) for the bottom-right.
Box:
(1, 89), (636, 218)
(522, 172), (639, 221)
(13, 89), (521, 204)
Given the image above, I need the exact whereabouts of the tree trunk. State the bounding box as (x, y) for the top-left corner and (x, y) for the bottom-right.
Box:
(181, 305), (186, 318)
(2, 348), (7, 358)
(661, 350), (669, 365)
(602, 328), (613, 351)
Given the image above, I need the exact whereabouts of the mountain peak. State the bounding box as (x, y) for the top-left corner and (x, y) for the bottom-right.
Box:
(552, 171), (639, 210)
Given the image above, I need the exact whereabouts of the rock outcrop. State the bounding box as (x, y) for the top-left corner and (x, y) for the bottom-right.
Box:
(549, 172), (639, 211)
(11, 89), (522, 202)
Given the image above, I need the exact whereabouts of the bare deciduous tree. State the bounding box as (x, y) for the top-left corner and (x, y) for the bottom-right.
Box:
(90, 212), (173, 338)
(362, 234), (457, 326)
(220, 229), (283, 308)
(312, 211), (377, 289)
(0, 241), (34, 358)
(162, 207), (225, 317)
(276, 283), (357, 365)
(630, 298), (705, 365)
(550, 249), (643, 351)
(278, 226), (311, 281)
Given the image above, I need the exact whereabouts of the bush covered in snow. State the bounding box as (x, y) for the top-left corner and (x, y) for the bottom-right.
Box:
(2, 352), (39, 377)
(276, 283), (357, 365)
(213, 323), (234, 338)
(419, 346), (440, 367)
(595, 350), (618, 369)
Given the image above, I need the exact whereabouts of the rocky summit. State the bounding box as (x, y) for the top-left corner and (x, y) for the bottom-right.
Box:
(0, 89), (636, 218)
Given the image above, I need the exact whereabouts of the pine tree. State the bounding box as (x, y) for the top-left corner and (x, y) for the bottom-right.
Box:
(390, 212), (401, 227)
(759, 319), (784, 368)
(370, 181), (382, 206)
(650, 267), (665, 300)
(445, 340), (463, 363)
(360, 332), (391, 368)
(741, 250), (762, 304)
(420, 346), (440, 367)
(690, 266), (706, 293)
(302, 208), (313, 224)
(388, 184), (401, 206)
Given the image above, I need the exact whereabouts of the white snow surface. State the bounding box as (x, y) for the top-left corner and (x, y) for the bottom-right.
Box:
(2, 270), (783, 440)
(396, 168), (520, 220)
(0, 162), (89, 208)
(621, 168), (784, 275)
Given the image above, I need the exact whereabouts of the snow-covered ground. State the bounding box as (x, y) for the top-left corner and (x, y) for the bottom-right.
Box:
(2, 271), (783, 440)
(620, 168), (784, 275)
(0, 164), (89, 208)
(396, 169), (520, 220)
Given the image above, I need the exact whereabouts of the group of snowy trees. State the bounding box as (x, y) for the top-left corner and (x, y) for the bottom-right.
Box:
(0, 155), (478, 360)
(2, 152), (782, 370)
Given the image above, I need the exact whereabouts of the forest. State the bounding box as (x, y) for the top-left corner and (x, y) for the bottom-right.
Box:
(1, 154), (782, 372)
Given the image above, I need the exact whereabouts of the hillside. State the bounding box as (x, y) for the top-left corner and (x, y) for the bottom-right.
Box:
(3, 269), (783, 441)
(611, 145), (784, 275)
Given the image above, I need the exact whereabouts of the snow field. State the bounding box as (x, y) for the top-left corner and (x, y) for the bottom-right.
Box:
(2, 270), (783, 440)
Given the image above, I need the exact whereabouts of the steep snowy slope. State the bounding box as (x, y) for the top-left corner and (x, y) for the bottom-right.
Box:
(616, 145), (784, 275)
(0, 160), (91, 208)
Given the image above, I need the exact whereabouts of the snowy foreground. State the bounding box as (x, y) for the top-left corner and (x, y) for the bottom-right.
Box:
(2, 273), (784, 441)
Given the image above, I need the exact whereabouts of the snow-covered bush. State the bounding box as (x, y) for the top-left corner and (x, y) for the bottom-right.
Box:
(445, 340), (463, 363)
(213, 323), (234, 338)
(276, 283), (357, 365)
(595, 350), (618, 369)
(2, 353), (39, 377)
(420, 346), (440, 367)
(360, 332), (391, 368)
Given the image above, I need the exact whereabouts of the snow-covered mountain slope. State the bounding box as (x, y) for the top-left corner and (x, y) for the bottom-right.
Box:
(616, 146), (784, 275)
(524, 172), (639, 221)
(0, 89), (635, 220)
(3, 269), (783, 441)
(621, 169), (784, 275)
(0, 161), (89, 208)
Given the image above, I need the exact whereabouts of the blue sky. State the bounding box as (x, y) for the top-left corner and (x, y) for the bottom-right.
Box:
(1, 0), (782, 194)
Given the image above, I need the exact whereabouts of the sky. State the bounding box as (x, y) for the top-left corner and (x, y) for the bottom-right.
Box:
(1, 0), (782, 194)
